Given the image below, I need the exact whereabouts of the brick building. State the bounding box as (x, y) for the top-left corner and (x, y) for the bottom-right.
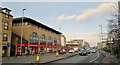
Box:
(0, 7), (13, 57)
(11, 17), (62, 56)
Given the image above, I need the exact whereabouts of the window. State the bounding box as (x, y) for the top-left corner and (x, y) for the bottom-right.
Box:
(30, 32), (39, 44)
(24, 22), (28, 25)
(48, 36), (52, 42)
(40, 34), (46, 43)
(4, 22), (8, 30)
(3, 33), (8, 41)
(5, 11), (9, 18)
(5, 14), (9, 18)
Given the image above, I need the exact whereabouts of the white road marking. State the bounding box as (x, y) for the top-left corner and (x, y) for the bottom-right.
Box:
(89, 51), (99, 63)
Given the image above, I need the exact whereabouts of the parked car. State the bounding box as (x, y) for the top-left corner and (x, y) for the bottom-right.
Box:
(69, 49), (75, 53)
(79, 49), (87, 56)
(74, 48), (79, 52)
(59, 49), (66, 54)
(90, 49), (97, 53)
(86, 49), (91, 54)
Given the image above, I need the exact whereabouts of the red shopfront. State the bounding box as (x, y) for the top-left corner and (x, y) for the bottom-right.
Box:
(39, 44), (61, 52)
(16, 43), (28, 56)
(30, 44), (38, 54)
(16, 43), (39, 55)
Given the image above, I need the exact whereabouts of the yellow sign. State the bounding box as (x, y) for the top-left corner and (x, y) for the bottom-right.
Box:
(36, 55), (40, 62)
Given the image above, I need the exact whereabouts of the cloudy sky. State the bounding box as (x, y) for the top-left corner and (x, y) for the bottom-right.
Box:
(1, 1), (117, 47)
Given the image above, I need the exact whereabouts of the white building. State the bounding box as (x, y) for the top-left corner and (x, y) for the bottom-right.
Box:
(61, 35), (66, 47)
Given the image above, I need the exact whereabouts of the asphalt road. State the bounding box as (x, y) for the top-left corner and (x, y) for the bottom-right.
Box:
(51, 51), (104, 63)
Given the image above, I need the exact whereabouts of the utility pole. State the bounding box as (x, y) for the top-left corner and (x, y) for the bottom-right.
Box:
(20, 9), (26, 56)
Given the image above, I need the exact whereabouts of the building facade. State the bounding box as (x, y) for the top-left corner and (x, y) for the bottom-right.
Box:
(61, 35), (66, 47)
(83, 41), (90, 49)
(0, 7), (13, 57)
(66, 39), (83, 50)
(12, 17), (62, 56)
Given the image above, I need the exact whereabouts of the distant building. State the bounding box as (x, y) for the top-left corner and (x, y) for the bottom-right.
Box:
(97, 35), (108, 49)
(0, 7), (13, 57)
(61, 35), (66, 47)
(83, 41), (90, 49)
(66, 39), (83, 50)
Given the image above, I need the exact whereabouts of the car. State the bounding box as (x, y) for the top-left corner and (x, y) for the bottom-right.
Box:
(75, 50), (79, 52)
(86, 49), (91, 54)
(74, 48), (79, 52)
(79, 50), (87, 56)
(69, 49), (75, 53)
(59, 49), (66, 54)
(90, 49), (97, 53)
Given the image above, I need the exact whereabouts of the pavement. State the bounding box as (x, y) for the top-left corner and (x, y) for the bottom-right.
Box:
(100, 50), (119, 63)
(2, 52), (78, 63)
(0, 57), (2, 65)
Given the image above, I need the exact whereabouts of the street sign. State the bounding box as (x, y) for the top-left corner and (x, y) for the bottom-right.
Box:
(7, 42), (10, 48)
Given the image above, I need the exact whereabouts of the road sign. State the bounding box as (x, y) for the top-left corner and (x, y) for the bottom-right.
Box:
(7, 42), (10, 48)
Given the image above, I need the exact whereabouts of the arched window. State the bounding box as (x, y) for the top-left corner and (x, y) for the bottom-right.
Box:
(48, 36), (52, 42)
(48, 36), (52, 46)
(53, 38), (57, 46)
(40, 34), (46, 43)
(30, 32), (39, 44)
(53, 38), (57, 43)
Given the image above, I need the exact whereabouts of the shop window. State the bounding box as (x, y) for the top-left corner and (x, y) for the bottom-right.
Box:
(4, 22), (8, 30)
(3, 33), (8, 41)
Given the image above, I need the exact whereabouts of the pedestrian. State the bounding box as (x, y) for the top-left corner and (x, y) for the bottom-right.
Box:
(32, 50), (35, 56)
(27, 49), (30, 55)
(43, 49), (45, 55)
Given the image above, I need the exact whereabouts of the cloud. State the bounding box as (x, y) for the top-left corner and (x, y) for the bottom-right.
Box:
(56, 15), (77, 23)
(56, 3), (116, 22)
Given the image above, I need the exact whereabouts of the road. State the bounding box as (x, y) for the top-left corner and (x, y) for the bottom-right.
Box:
(50, 51), (104, 63)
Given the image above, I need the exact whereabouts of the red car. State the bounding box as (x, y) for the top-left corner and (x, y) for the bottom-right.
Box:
(59, 49), (66, 54)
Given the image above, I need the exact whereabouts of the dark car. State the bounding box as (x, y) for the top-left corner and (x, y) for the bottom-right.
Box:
(79, 50), (87, 56)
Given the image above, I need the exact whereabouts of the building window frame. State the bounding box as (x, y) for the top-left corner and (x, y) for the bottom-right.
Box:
(3, 33), (8, 41)
(4, 22), (8, 30)
(30, 32), (39, 44)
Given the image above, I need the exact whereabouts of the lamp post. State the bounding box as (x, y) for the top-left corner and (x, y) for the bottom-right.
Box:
(20, 9), (26, 56)
(58, 28), (61, 49)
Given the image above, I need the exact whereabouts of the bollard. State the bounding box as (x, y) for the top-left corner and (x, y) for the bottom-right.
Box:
(36, 55), (40, 63)
(56, 51), (59, 57)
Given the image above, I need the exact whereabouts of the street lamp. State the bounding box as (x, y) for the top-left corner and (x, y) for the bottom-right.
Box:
(20, 9), (26, 56)
(58, 28), (61, 48)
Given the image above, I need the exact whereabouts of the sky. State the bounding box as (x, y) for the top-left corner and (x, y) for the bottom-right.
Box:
(1, 1), (117, 47)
